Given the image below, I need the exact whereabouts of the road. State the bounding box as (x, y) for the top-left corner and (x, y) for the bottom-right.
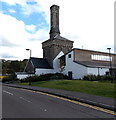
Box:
(2, 85), (115, 118)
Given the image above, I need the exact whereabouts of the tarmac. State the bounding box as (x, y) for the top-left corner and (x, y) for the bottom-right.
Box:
(2, 83), (116, 112)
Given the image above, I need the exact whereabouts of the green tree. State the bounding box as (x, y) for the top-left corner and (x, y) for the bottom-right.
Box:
(2, 59), (28, 75)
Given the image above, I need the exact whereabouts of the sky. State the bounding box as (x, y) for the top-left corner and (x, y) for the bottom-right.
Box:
(0, 0), (115, 60)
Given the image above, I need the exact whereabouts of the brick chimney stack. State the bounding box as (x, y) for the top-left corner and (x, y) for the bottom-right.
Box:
(49, 5), (60, 39)
(42, 5), (73, 67)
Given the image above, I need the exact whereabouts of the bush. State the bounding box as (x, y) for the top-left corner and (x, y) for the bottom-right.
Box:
(83, 74), (97, 81)
(21, 73), (69, 83)
(50, 73), (68, 80)
(20, 75), (40, 83)
(2, 73), (19, 83)
(99, 75), (115, 83)
(83, 74), (116, 83)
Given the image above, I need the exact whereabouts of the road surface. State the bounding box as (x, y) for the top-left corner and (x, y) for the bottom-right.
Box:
(2, 85), (115, 118)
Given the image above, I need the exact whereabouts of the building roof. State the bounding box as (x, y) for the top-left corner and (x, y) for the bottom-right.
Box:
(52, 35), (73, 42)
(30, 57), (52, 69)
(73, 48), (116, 55)
(53, 35), (69, 40)
(61, 48), (116, 56)
(58, 48), (116, 68)
(74, 61), (116, 68)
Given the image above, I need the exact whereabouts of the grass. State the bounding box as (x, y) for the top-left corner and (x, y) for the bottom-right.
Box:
(20, 80), (116, 98)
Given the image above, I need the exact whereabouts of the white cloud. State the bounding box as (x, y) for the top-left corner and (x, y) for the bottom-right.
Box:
(1, 53), (17, 59)
(21, 3), (44, 16)
(37, 0), (114, 52)
(0, 13), (29, 46)
(25, 25), (36, 33)
(0, 11), (3, 14)
(8, 9), (16, 13)
(1, 0), (26, 6)
(1, 0), (45, 16)
(0, 0), (115, 60)
(1, 36), (18, 47)
(0, 13), (48, 60)
(28, 29), (49, 41)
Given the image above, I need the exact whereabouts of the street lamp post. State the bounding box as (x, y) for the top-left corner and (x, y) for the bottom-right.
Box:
(26, 49), (32, 85)
(107, 48), (112, 75)
(26, 49), (31, 58)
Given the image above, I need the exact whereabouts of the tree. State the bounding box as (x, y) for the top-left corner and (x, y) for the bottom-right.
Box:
(2, 59), (28, 75)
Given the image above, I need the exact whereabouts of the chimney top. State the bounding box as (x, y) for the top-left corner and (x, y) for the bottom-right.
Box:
(50, 5), (59, 9)
(49, 5), (60, 39)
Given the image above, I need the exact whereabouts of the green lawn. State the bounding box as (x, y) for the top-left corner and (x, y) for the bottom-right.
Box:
(20, 80), (115, 98)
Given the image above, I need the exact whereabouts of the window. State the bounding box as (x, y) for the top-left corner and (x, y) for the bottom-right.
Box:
(68, 54), (71, 58)
(60, 55), (66, 67)
(91, 54), (112, 61)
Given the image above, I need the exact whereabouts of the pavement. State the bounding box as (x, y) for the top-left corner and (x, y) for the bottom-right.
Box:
(3, 83), (116, 112)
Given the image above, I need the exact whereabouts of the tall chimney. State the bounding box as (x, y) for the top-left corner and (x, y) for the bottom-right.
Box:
(49, 5), (60, 39)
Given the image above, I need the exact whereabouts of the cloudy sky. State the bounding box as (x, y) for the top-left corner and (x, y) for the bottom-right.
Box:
(0, 0), (115, 60)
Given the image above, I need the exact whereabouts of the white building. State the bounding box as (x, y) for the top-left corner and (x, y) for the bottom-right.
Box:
(21, 48), (116, 80)
(58, 48), (115, 79)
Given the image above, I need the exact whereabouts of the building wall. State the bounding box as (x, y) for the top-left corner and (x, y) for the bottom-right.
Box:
(24, 60), (34, 73)
(74, 49), (116, 66)
(35, 68), (53, 76)
(59, 50), (110, 79)
(42, 38), (73, 67)
(87, 67), (109, 76)
(17, 74), (34, 79)
(60, 51), (87, 79)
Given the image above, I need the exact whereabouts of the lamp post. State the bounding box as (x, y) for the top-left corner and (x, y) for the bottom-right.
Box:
(26, 49), (32, 85)
(107, 48), (112, 75)
(26, 49), (31, 58)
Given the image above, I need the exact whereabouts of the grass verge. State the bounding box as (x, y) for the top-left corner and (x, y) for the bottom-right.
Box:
(20, 80), (115, 98)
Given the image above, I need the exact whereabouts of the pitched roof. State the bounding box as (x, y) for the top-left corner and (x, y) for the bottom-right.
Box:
(59, 48), (116, 58)
(30, 57), (52, 69)
(74, 61), (116, 68)
(73, 48), (116, 55)
(52, 35), (73, 42)
(53, 35), (69, 40)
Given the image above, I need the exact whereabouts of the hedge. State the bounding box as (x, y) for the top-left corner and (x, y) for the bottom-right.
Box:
(20, 73), (69, 83)
(83, 74), (116, 83)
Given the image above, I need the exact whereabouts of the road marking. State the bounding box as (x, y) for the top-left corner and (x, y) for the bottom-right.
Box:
(7, 86), (116, 116)
(9, 86), (115, 108)
(3, 90), (13, 96)
(19, 97), (32, 103)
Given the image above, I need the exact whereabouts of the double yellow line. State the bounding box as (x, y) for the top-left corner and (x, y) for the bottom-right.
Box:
(9, 86), (116, 116)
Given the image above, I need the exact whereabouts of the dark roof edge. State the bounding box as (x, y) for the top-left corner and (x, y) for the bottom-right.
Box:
(30, 57), (45, 59)
(73, 61), (88, 67)
(35, 67), (53, 69)
(42, 35), (74, 44)
(73, 48), (116, 55)
(59, 48), (116, 58)
(73, 61), (109, 68)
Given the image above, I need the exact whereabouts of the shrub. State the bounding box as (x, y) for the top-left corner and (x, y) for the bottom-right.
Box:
(2, 73), (18, 83)
(20, 75), (40, 83)
(83, 74), (97, 81)
(50, 73), (68, 80)
(99, 75), (116, 83)
(21, 73), (69, 83)
(83, 74), (116, 83)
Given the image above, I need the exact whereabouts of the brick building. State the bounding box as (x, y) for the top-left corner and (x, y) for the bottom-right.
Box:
(42, 5), (73, 67)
